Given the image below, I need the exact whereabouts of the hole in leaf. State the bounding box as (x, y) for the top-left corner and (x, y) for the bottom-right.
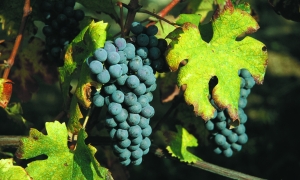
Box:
(209, 76), (218, 97)
(262, 46), (267, 51)
(200, 22), (213, 43)
(235, 35), (246, 41)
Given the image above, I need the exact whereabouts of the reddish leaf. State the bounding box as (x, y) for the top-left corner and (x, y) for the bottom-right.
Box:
(0, 79), (13, 108)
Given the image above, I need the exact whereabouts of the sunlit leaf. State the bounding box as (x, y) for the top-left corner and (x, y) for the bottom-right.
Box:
(0, 158), (31, 180)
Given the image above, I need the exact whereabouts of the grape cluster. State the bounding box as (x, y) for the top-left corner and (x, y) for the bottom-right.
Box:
(205, 69), (255, 157)
(40, 0), (85, 66)
(87, 38), (156, 166)
(130, 22), (169, 73)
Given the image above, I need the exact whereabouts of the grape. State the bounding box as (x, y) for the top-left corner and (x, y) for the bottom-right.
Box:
(234, 124), (246, 135)
(131, 135), (143, 145)
(97, 69), (110, 84)
(67, 18), (78, 28)
(128, 144), (140, 151)
(216, 111), (226, 121)
(119, 148), (131, 160)
(227, 133), (238, 143)
(142, 125), (152, 137)
(205, 120), (214, 131)
(108, 102), (122, 115)
(94, 48), (107, 62)
(104, 42), (117, 52)
(144, 92), (153, 102)
(138, 117), (150, 129)
(103, 83), (117, 95)
(107, 52), (120, 65)
(140, 137), (151, 150)
(148, 83), (157, 92)
(129, 125), (142, 138)
(126, 75), (140, 89)
(115, 108), (128, 123)
(111, 90), (125, 103)
(42, 1), (53, 11)
(223, 148), (233, 157)
(59, 27), (69, 37)
(144, 75), (156, 86)
(131, 158), (142, 166)
(104, 96), (111, 106)
(42, 26), (53, 36)
(116, 129), (129, 141)
(157, 39), (167, 52)
(214, 134), (226, 146)
(131, 148), (143, 159)
(148, 35), (158, 47)
(92, 94), (104, 107)
(108, 64), (122, 79)
(238, 97), (247, 108)
(149, 47), (161, 60)
(43, 12), (51, 20)
(215, 121), (226, 130)
(57, 14), (68, 24)
(137, 95), (150, 108)
(126, 43), (136, 50)
(239, 112), (247, 124)
(143, 58), (151, 65)
(140, 105), (155, 118)
(221, 128), (232, 136)
(120, 159), (131, 166)
(239, 69), (251, 78)
(240, 77), (246, 88)
(129, 56), (143, 71)
(130, 22), (144, 35)
(105, 115), (117, 128)
(136, 47), (148, 59)
(128, 103), (142, 114)
(89, 60), (103, 74)
(213, 147), (222, 154)
(118, 121), (130, 130)
(245, 77), (255, 89)
(237, 133), (248, 144)
(118, 51), (127, 63)
(116, 74), (128, 86)
(221, 142), (231, 150)
(114, 37), (127, 50)
(136, 67), (150, 82)
(65, 0), (75, 6)
(120, 63), (128, 75)
(123, 46), (135, 59)
(127, 113), (141, 125)
(51, 47), (61, 57)
(112, 143), (126, 154)
(146, 25), (158, 36)
(137, 34), (149, 47)
(109, 128), (117, 139)
(123, 92), (137, 106)
(133, 83), (146, 96)
(231, 143), (242, 152)
(63, 6), (74, 17)
(240, 88), (251, 98)
(151, 59), (164, 71)
(74, 10), (85, 21)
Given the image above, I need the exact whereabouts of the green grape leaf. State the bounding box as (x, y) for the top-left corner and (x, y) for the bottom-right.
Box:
(0, 158), (31, 180)
(155, 15), (177, 39)
(166, 125), (201, 163)
(176, 14), (202, 26)
(4, 102), (33, 129)
(0, 78), (13, 108)
(67, 96), (84, 133)
(15, 121), (112, 180)
(165, 0), (268, 121)
(183, 0), (215, 23)
(77, 0), (119, 23)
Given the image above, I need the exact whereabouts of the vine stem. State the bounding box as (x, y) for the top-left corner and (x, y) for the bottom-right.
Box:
(152, 146), (267, 180)
(138, 9), (177, 26)
(2, 0), (32, 79)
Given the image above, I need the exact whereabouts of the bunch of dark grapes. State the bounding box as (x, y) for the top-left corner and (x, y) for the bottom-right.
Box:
(40, 0), (85, 66)
(129, 22), (169, 73)
(205, 69), (255, 157)
(86, 38), (156, 166)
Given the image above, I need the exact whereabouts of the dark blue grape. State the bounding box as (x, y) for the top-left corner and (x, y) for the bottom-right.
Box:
(128, 103), (142, 114)
(144, 92), (153, 102)
(146, 25), (158, 36)
(111, 90), (125, 103)
(105, 115), (117, 128)
(141, 105), (155, 118)
(137, 67), (151, 82)
(223, 148), (233, 157)
(240, 88), (251, 98)
(151, 58), (164, 71)
(131, 148), (143, 159)
(215, 121), (226, 130)
(126, 75), (140, 89)
(221, 142), (231, 150)
(74, 9), (85, 21)
(104, 96), (111, 106)
(94, 48), (107, 62)
(245, 77), (255, 89)
(126, 43), (136, 50)
(124, 92), (137, 106)
(109, 128), (117, 139)
(143, 58), (151, 65)
(129, 56), (143, 72)
(42, 26), (53, 36)
(136, 47), (148, 59)
(148, 35), (158, 47)
(50, 47), (61, 57)
(89, 60), (103, 74)
(130, 22), (144, 35)
(108, 64), (122, 79)
(127, 113), (141, 125)
(118, 51), (127, 63)
(239, 69), (251, 78)
(129, 125), (142, 138)
(147, 83), (157, 92)
(237, 133), (248, 144)
(142, 125), (152, 137)
(149, 47), (161, 60)
(57, 14), (68, 24)
(214, 134), (226, 146)
(104, 42), (117, 52)
(128, 144), (140, 151)
(238, 97), (247, 108)
(133, 83), (147, 96)
(143, 148), (149, 155)
(138, 95), (150, 108)
(240, 77), (246, 88)
(137, 33), (149, 47)
(65, 0), (75, 6)
(217, 111), (226, 121)
(205, 120), (214, 131)
(140, 137), (151, 150)
(116, 74), (128, 86)
(227, 133), (238, 143)
(108, 102), (122, 115)
(144, 75), (156, 86)
(234, 124), (246, 135)
(239, 112), (247, 124)
(115, 108), (128, 123)
(92, 94), (104, 107)
(221, 128), (232, 136)
(97, 69), (110, 83)
(123, 46), (135, 59)
(131, 158), (142, 165)
(131, 135), (143, 145)
(112, 143), (126, 154)
(119, 148), (131, 159)
(138, 116), (150, 129)
(157, 39), (167, 52)
(107, 52), (120, 65)
(116, 129), (129, 141)
(231, 143), (242, 152)
(42, 1), (53, 11)
(63, 7), (74, 17)
(213, 147), (222, 154)
(120, 159), (131, 166)
(118, 121), (130, 130)
(120, 63), (128, 75)
(114, 37), (127, 50)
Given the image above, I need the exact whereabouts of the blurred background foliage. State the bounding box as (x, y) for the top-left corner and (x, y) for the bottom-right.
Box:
(1, 0), (300, 179)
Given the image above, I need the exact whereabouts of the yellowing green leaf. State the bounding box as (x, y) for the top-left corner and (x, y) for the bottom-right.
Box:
(166, 125), (201, 163)
(68, 96), (84, 133)
(0, 158), (31, 180)
(176, 14), (202, 26)
(15, 121), (112, 180)
(166, 0), (268, 121)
